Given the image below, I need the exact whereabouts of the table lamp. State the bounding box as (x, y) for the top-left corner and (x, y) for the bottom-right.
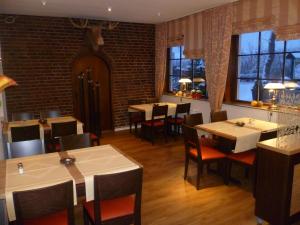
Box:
(179, 78), (192, 93)
(264, 82), (285, 109)
(284, 81), (299, 90)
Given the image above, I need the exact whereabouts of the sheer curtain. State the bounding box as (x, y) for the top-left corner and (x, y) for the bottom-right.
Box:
(203, 4), (233, 112)
(155, 23), (168, 97)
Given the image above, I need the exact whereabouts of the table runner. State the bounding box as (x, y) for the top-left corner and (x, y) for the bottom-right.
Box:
(5, 153), (77, 221)
(66, 145), (140, 201)
(46, 116), (83, 134)
(128, 102), (177, 121)
(7, 120), (44, 143)
(196, 121), (261, 153)
(226, 117), (280, 132)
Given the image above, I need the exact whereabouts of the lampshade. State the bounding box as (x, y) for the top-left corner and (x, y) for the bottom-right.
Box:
(193, 78), (205, 83)
(264, 82), (285, 90)
(0, 74), (17, 92)
(179, 78), (192, 83)
(284, 81), (299, 90)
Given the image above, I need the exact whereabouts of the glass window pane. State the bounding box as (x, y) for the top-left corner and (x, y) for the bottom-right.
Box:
(169, 60), (180, 76)
(170, 46), (181, 59)
(181, 59), (192, 77)
(259, 54), (284, 79)
(236, 79), (256, 101)
(181, 46), (185, 59)
(239, 32), (259, 55)
(260, 30), (284, 53)
(238, 55), (258, 78)
(194, 59), (205, 77)
(286, 40), (300, 52)
(285, 53), (300, 80)
(169, 76), (180, 92)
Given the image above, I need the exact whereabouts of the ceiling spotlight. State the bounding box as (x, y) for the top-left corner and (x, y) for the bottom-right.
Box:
(157, 12), (161, 17)
(41, 0), (47, 6)
(107, 7), (112, 12)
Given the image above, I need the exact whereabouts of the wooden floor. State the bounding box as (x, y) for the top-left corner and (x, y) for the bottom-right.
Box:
(76, 131), (258, 225)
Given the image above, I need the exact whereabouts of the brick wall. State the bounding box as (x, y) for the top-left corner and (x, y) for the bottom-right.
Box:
(0, 15), (155, 128)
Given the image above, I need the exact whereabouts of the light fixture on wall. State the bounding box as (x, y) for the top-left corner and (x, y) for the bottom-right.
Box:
(264, 82), (285, 109)
(0, 74), (17, 92)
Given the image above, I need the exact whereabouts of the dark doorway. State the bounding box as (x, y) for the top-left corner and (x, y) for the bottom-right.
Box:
(72, 55), (113, 135)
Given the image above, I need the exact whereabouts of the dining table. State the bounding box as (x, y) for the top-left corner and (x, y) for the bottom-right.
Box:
(195, 117), (283, 153)
(2, 116), (84, 143)
(128, 102), (177, 121)
(0, 144), (142, 222)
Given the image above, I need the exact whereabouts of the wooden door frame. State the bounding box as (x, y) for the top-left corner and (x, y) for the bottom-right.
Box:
(71, 48), (114, 131)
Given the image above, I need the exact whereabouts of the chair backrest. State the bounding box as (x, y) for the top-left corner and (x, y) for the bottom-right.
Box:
(11, 125), (40, 142)
(128, 99), (146, 105)
(51, 121), (77, 138)
(260, 130), (277, 141)
(184, 113), (203, 127)
(182, 125), (202, 160)
(93, 168), (143, 223)
(152, 105), (168, 120)
(210, 110), (228, 122)
(175, 103), (191, 117)
(12, 112), (34, 121)
(7, 139), (45, 159)
(60, 133), (92, 151)
(13, 180), (74, 225)
(41, 110), (61, 119)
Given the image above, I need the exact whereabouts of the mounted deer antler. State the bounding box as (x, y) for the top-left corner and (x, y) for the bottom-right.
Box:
(69, 18), (119, 51)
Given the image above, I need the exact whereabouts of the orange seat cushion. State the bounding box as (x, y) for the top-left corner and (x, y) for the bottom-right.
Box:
(24, 210), (68, 225)
(167, 117), (184, 124)
(227, 150), (256, 166)
(190, 145), (226, 160)
(142, 120), (164, 127)
(83, 195), (135, 222)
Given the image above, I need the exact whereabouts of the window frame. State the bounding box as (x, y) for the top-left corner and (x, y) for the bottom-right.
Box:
(236, 31), (300, 102)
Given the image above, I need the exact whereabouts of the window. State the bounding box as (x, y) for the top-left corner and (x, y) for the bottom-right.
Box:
(236, 30), (300, 102)
(168, 46), (206, 96)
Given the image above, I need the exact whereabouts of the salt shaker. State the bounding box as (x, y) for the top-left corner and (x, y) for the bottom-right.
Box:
(17, 163), (24, 174)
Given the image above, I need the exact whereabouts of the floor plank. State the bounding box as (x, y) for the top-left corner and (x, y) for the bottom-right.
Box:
(75, 131), (258, 225)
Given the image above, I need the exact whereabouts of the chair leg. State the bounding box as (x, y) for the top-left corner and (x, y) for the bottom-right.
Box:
(244, 167), (250, 178)
(129, 122), (132, 133)
(134, 123), (138, 134)
(83, 208), (90, 225)
(184, 156), (189, 180)
(197, 163), (202, 190)
(151, 127), (154, 145)
(164, 125), (168, 143)
(226, 160), (232, 185)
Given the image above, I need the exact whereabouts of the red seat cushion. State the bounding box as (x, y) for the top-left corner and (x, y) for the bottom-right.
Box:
(227, 150), (256, 166)
(83, 195), (135, 222)
(190, 143), (226, 160)
(142, 120), (164, 127)
(167, 117), (184, 124)
(90, 133), (98, 140)
(24, 210), (68, 225)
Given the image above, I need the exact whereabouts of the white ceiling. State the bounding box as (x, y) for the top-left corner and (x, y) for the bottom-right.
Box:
(1, 0), (235, 24)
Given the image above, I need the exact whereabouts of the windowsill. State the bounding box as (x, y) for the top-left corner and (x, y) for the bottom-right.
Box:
(163, 93), (275, 112)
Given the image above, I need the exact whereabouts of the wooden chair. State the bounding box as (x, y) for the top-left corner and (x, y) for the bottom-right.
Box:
(226, 130), (278, 187)
(141, 105), (168, 145)
(182, 125), (226, 190)
(83, 168), (143, 225)
(11, 125), (40, 142)
(40, 110), (61, 119)
(49, 121), (77, 152)
(60, 133), (93, 151)
(13, 180), (74, 225)
(7, 139), (45, 159)
(128, 99), (146, 134)
(167, 103), (191, 135)
(183, 113), (204, 127)
(12, 112), (34, 121)
(210, 110), (228, 122)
